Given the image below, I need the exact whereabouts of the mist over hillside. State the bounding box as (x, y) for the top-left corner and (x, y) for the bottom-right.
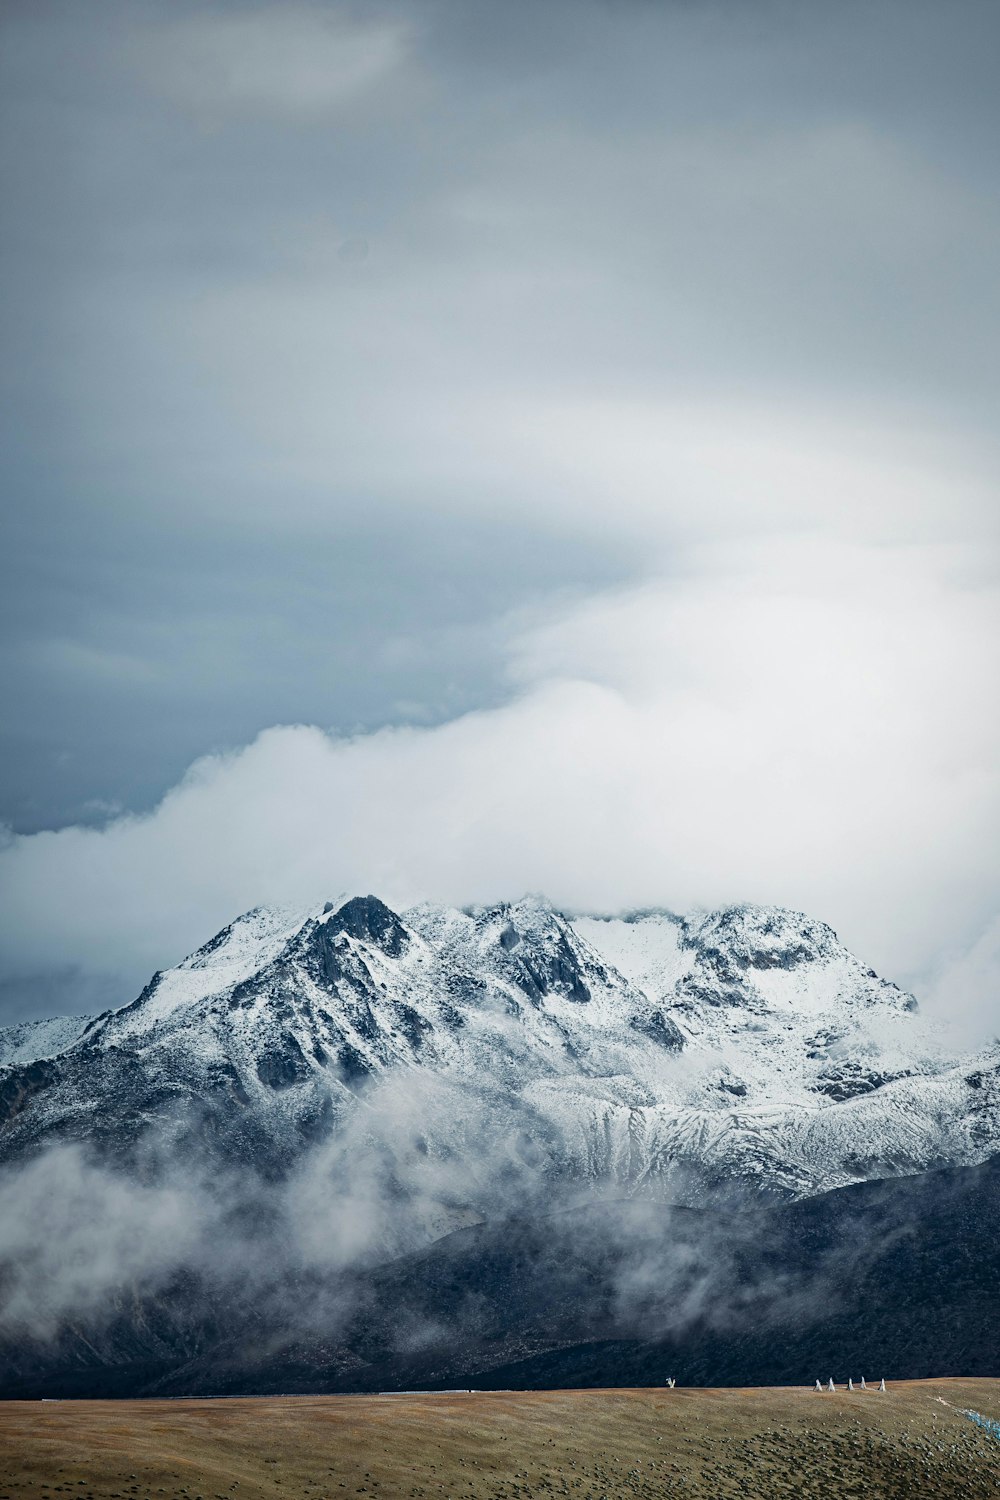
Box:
(1, 893), (998, 1396)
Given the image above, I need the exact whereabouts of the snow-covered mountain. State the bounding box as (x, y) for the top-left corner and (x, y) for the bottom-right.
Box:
(2, 894), (998, 1203)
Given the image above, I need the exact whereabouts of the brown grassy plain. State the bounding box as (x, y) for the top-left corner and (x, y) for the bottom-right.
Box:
(1, 1380), (998, 1500)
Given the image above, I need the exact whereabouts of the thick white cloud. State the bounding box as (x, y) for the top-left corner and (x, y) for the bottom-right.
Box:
(924, 916), (1000, 1047)
(1, 531), (996, 1031)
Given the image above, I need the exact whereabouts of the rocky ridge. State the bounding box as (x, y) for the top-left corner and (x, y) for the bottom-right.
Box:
(1, 894), (998, 1203)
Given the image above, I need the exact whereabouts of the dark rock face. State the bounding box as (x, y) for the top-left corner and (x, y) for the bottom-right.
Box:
(629, 1010), (684, 1050)
(292, 899), (410, 1003)
(393, 1003), (432, 1050)
(481, 907), (594, 1005)
(255, 1034), (311, 1091)
(516, 937), (592, 1004)
(815, 1064), (914, 1103)
(327, 896), (410, 957)
(337, 1042), (374, 1087)
(499, 924), (520, 951)
(674, 976), (746, 1010)
(0, 1058), (58, 1125)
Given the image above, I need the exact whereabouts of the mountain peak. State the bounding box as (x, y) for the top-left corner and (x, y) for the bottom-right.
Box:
(317, 894), (410, 956)
(682, 903), (840, 971)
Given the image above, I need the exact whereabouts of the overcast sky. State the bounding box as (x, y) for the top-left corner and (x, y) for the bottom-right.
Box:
(1, 0), (998, 1030)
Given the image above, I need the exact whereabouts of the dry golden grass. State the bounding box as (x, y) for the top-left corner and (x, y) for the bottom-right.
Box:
(1, 1380), (999, 1500)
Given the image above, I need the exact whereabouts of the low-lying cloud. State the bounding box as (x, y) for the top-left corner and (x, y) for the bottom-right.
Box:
(0, 1072), (984, 1393)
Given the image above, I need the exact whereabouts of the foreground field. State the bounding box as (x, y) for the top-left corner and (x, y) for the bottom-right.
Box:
(1, 1380), (999, 1500)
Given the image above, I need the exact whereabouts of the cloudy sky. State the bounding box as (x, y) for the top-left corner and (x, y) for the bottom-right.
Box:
(1, 0), (997, 1028)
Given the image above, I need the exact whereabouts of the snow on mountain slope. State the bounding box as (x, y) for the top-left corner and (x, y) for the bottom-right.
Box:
(1, 894), (997, 1206)
(111, 903), (313, 1033)
(573, 905), (941, 1110)
(0, 1013), (93, 1070)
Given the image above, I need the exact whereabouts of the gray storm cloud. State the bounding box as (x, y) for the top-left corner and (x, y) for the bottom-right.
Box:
(0, 0), (998, 1033)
